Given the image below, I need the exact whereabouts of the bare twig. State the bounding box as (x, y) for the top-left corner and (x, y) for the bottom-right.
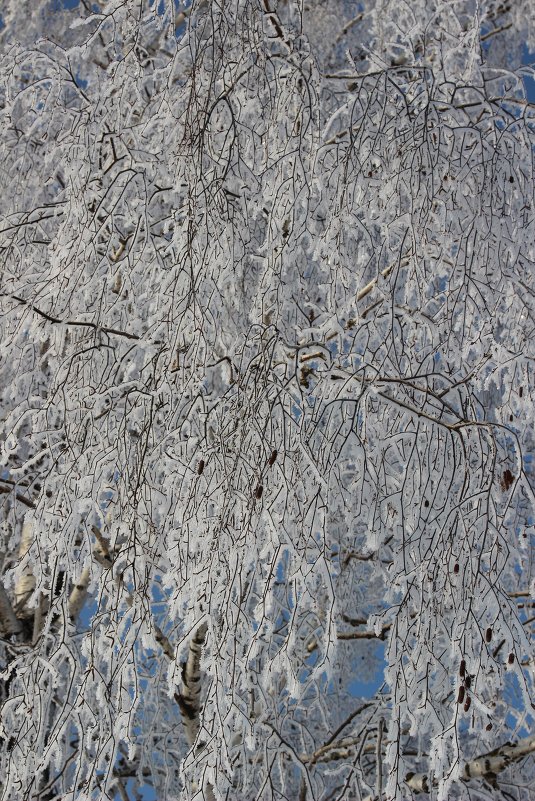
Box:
(2, 293), (140, 341)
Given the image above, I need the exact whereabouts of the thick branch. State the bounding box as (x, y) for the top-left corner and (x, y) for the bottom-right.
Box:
(68, 566), (92, 620)
(0, 482), (36, 509)
(305, 702), (376, 765)
(405, 734), (535, 794)
(0, 580), (23, 637)
(174, 622), (208, 747)
(14, 518), (36, 620)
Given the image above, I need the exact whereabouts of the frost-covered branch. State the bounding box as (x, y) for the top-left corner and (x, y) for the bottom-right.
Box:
(0, 0), (534, 799)
(174, 622), (208, 748)
(405, 734), (535, 794)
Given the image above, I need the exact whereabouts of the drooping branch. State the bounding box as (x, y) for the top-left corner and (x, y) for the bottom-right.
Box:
(90, 525), (198, 730)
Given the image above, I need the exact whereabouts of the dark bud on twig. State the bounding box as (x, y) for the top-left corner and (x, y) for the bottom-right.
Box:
(508, 653), (514, 664)
(485, 627), (492, 643)
(459, 659), (466, 678)
(255, 485), (263, 499)
(197, 460), (205, 475)
(464, 696), (471, 712)
(500, 469), (514, 491)
(457, 686), (465, 704)
(453, 563), (459, 574)
(268, 449), (278, 466)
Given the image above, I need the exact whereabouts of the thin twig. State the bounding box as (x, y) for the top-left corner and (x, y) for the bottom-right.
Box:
(3, 293), (140, 341)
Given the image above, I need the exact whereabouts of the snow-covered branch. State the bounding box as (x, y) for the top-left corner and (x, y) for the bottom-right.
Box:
(174, 623), (209, 748)
(1, 0), (534, 799)
(405, 734), (535, 794)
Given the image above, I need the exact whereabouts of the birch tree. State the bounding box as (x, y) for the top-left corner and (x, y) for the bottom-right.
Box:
(0, 1), (534, 800)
